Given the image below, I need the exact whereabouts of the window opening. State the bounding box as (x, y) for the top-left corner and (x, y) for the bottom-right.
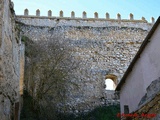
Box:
(105, 78), (115, 90)
(124, 105), (129, 114)
(105, 74), (118, 90)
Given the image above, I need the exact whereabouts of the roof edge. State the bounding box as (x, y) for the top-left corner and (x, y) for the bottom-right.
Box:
(116, 16), (160, 91)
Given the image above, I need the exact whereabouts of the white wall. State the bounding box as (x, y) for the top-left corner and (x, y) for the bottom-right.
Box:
(120, 24), (160, 113)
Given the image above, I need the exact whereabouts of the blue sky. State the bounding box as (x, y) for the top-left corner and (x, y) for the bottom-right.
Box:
(12, 0), (160, 22)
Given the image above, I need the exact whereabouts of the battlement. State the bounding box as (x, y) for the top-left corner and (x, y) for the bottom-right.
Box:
(17, 9), (155, 24)
(16, 9), (153, 31)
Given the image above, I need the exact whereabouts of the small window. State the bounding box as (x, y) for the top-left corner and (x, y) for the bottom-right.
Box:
(105, 74), (117, 90)
(124, 105), (129, 114)
(105, 78), (115, 90)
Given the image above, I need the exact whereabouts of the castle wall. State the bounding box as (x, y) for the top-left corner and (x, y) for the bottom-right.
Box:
(17, 17), (153, 81)
(17, 15), (152, 30)
(0, 0), (23, 119)
(16, 15), (153, 113)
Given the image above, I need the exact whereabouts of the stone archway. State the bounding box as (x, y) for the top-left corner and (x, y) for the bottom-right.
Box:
(105, 74), (118, 90)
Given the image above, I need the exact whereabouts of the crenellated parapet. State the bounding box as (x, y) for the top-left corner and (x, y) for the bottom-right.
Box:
(130, 13), (134, 20)
(36, 9), (40, 16)
(48, 10), (52, 17)
(22, 9), (155, 23)
(117, 13), (121, 20)
(71, 11), (75, 18)
(59, 10), (63, 17)
(24, 9), (29, 16)
(151, 17), (155, 24)
(82, 11), (87, 18)
(94, 12), (98, 18)
(106, 12), (110, 19)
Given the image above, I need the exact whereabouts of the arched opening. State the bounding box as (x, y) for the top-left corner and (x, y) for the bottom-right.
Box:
(105, 74), (118, 90)
(105, 78), (116, 90)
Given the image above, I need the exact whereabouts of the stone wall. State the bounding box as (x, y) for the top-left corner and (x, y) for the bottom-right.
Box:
(0, 0), (157, 118)
(16, 18), (152, 81)
(0, 0), (23, 119)
(16, 16), (153, 113)
(17, 15), (153, 29)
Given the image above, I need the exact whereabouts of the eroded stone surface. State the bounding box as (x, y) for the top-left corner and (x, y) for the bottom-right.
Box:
(0, 0), (22, 119)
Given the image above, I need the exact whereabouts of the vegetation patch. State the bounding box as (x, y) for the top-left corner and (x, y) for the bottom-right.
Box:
(21, 92), (120, 120)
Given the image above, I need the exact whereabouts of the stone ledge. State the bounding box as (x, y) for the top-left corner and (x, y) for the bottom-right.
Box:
(16, 15), (151, 23)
